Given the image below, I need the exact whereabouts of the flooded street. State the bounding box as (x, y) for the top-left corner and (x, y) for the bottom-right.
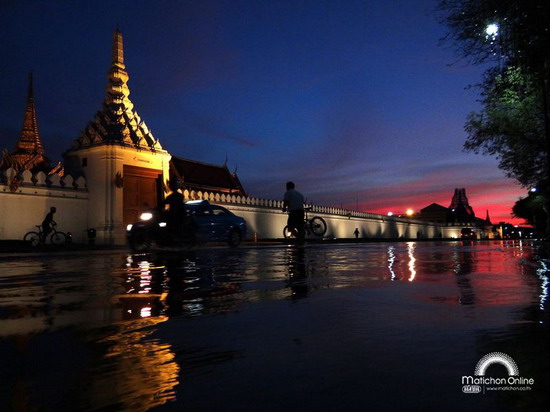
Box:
(1, 241), (549, 411)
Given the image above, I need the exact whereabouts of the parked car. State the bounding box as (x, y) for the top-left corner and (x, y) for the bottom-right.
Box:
(126, 200), (247, 251)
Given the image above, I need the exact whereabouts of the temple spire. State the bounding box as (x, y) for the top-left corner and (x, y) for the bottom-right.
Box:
(485, 209), (492, 225)
(15, 72), (44, 156)
(1, 73), (57, 175)
(69, 29), (164, 152)
(112, 27), (125, 69)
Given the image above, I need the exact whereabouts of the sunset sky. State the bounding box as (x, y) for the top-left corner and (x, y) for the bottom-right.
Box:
(0, 0), (528, 223)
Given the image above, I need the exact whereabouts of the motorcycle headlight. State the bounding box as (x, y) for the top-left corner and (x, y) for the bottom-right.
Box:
(126, 224), (133, 231)
(140, 212), (153, 221)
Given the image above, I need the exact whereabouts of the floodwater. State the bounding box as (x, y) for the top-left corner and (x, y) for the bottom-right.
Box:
(0, 241), (549, 411)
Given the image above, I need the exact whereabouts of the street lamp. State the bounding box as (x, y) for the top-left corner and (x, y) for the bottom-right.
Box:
(486, 23), (499, 41)
(387, 212), (394, 217)
(406, 209), (414, 217)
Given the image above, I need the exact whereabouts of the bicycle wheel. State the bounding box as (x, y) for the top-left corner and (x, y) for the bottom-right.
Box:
(283, 225), (297, 239)
(309, 217), (327, 237)
(24, 231), (41, 247)
(50, 231), (67, 246)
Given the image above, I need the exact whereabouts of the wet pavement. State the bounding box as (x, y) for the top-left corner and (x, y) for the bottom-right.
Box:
(0, 241), (549, 411)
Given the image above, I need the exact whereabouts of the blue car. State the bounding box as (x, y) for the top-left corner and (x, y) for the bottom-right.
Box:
(126, 200), (247, 251)
(186, 200), (247, 246)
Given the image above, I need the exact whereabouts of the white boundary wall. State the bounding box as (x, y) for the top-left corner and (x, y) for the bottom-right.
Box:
(0, 168), (89, 243)
(0, 182), (481, 245)
(182, 190), (476, 240)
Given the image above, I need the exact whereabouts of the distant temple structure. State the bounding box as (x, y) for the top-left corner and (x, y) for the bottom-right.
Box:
(1, 73), (63, 190)
(416, 188), (491, 227)
(446, 188), (476, 224)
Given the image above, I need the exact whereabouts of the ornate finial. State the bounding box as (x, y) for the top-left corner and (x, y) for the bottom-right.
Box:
(112, 27), (125, 68)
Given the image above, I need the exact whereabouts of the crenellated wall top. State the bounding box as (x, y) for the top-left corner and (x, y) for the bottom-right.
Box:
(0, 168), (87, 191)
(180, 189), (421, 223)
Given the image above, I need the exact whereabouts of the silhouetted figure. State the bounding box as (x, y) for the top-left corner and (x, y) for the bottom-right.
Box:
(354, 228), (359, 239)
(164, 180), (185, 236)
(41, 207), (56, 238)
(283, 181), (305, 241)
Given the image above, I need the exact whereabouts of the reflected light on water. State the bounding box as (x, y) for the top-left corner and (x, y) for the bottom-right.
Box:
(537, 260), (549, 311)
(92, 316), (179, 410)
(387, 246), (396, 281)
(407, 242), (416, 282)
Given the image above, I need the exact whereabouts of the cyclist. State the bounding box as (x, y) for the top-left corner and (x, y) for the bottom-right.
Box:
(41, 206), (57, 238)
(282, 181), (305, 241)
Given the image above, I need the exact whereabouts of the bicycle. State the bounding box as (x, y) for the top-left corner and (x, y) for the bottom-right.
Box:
(283, 207), (327, 239)
(23, 222), (68, 247)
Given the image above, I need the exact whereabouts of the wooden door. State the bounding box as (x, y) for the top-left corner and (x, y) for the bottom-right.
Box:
(123, 165), (162, 226)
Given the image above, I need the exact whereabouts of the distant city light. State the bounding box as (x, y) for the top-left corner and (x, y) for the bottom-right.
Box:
(486, 23), (499, 40)
(406, 209), (414, 216)
(387, 212), (393, 216)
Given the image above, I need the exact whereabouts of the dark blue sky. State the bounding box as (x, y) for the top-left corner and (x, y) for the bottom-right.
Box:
(0, 0), (526, 222)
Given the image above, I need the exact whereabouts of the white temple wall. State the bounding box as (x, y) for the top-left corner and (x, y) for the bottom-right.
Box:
(225, 203), (464, 241)
(182, 191), (471, 242)
(0, 180), (474, 245)
(0, 169), (89, 243)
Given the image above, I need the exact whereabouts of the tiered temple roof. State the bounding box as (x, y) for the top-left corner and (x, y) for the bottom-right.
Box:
(68, 29), (164, 152)
(1, 73), (58, 174)
(170, 156), (247, 196)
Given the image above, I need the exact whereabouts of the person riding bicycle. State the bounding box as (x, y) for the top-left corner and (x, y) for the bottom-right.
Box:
(41, 206), (57, 238)
(283, 181), (305, 241)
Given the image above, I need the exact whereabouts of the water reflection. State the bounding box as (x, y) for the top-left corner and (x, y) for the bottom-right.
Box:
(387, 245), (396, 281)
(407, 242), (416, 282)
(1, 242), (549, 411)
(79, 316), (179, 410)
(286, 246), (309, 299)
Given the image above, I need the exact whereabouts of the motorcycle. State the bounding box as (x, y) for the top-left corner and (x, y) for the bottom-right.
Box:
(126, 209), (196, 252)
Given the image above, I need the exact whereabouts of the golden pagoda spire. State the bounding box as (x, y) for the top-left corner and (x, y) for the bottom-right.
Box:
(15, 72), (44, 156)
(70, 28), (163, 152)
(105, 28), (132, 111)
(2, 72), (52, 173)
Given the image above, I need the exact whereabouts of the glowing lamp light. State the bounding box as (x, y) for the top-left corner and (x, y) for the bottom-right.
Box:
(140, 212), (153, 221)
(406, 209), (414, 216)
(387, 212), (394, 216)
(486, 23), (499, 38)
(530, 188), (538, 192)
